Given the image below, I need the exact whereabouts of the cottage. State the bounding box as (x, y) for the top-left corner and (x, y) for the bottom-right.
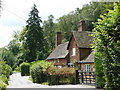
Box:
(67, 21), (94, 72)
(47, 32), (68, 67)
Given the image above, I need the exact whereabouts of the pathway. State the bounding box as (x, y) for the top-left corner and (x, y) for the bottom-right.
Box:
(7, 72), (97, 88)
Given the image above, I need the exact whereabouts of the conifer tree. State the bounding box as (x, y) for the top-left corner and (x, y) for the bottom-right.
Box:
(20, 4), (44, 62)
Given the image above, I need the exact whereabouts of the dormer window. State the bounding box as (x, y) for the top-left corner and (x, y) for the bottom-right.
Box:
(72, 48), (76, 56)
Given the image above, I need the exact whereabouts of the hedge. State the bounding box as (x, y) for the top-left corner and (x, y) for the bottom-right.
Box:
(94, 52), (105, 88)
(0, 61), (12, 90)
(30, 60), (53, 83)
(20, 62), (30, 76)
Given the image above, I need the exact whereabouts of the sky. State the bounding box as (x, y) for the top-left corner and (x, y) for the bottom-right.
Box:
(0, 0), (92, 48)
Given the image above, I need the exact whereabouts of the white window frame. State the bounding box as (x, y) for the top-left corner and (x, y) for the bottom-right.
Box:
(54, 60), (56, 63)
(72, 48), (76, 56)
(84, 64), (91, 72)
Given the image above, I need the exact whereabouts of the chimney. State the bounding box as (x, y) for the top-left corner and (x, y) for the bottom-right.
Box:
(56, 32), (62, 47)
(78, 20), (86, 32)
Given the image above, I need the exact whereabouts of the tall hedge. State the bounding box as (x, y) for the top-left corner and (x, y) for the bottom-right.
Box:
(94, 52), (105, 88)
(93, 2), (120, 89)
(20, 62), (30, 76)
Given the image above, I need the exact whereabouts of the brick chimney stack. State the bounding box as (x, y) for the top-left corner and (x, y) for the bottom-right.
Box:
(78, 20), (86, 32)
(56, 32), (62, 47)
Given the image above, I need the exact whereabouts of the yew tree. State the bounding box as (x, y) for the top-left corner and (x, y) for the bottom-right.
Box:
(20, 4), (44, 62)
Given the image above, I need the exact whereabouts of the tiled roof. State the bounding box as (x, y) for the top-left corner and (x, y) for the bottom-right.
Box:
(73, 31), (93, 48)
(46, 42), (68, 60)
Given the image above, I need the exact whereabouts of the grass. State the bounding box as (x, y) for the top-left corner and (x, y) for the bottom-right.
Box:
(41, 82), (49, 85)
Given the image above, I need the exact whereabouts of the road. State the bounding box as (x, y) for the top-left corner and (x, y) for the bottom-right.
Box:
(7, 72), (96, 88)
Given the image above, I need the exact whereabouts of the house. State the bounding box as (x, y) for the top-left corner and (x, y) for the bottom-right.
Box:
(67, 21), (94, 72)
(47, 32), (68, 67)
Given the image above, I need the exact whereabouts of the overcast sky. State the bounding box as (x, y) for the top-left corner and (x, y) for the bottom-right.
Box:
(0, 0), (92, 48)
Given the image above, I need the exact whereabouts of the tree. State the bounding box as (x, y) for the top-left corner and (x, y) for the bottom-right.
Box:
(0, 48), (17, 68)
(43, 15), (55, 54)
(20, 4), (44, 62)
(8, 31), (20, 56)
(93, 2), (120, 89)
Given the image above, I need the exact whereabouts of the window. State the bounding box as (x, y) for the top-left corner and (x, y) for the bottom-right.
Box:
(54, 60), (56, 63)
(84, 64), (91, 72)
(72, 48), (76, 56)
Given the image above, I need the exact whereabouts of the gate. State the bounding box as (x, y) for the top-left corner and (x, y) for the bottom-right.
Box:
(78, 71), (96, 84)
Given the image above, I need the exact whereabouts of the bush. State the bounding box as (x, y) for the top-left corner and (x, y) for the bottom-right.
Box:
(20, 62), (30, 76)
(0, 61), (11, 90)
(0, 81), (6, 90)
(14, 66), (20, 72)
(47, 67), (75, 85)
(0, 75), (8, 85)
(30, 60), (53, 83)
(0, 61), (12, 78)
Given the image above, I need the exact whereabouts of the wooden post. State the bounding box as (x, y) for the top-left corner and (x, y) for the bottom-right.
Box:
(75, 70), (79, 84)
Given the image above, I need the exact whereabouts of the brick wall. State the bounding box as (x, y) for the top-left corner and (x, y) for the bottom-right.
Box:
(68, 36), (80, 62)
(47, 58), (67, 66)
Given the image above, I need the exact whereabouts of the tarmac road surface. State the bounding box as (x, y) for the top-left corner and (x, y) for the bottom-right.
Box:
(7, 72), (97, 89)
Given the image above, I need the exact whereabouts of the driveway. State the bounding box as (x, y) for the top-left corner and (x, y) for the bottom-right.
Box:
(7, 72), (97, 89)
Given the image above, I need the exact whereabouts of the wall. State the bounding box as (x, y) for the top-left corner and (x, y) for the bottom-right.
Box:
(47, 58), (67, 66)
(79, 48), (92, 60)
(68, 36), (80, 63)
(78, 63), (94, 72)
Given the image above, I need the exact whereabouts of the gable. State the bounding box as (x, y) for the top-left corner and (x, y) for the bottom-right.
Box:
(73, 31), (93, 48)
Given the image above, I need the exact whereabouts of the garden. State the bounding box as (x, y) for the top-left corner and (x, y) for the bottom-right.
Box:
(20, 60), (76, 85)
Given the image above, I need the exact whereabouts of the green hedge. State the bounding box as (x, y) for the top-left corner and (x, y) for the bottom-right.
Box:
(0, 61), (12, 90)
(0, 81), (6, 90)
(94, 52), (105, 88)
(30, 60), (52, 83)
(20, 62), (30, 76)
(0, 61), (12, 78)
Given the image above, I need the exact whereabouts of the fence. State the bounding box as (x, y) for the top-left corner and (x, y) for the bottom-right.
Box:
(78, 71), (96, 84)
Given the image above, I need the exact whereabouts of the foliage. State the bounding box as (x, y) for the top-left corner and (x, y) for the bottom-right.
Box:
(0, 48), (17, 68)
(43, 15), (56, 56)
(20, 62), (30, 76)
(92, 2), (120, 89)
(0, 81), (6, 90)
(0, 61), (12, 90)
(0, 75), (8, 85)
(47, 67), (75, 85)
(94, 52), (105, 88)
(0, 61), (12, 78)
(30, 60), (53, 83)
(20, 4), (45, 62)
(14, 65), (20, 72)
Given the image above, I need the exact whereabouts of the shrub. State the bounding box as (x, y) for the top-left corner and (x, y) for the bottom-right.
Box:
(20, 62), (30, 76)
(30, 60), (53, 83)
(47, 67), (75, 85)
(0, 61), (12, 78)
(14, 66), (20, 72)
(0, 75), (8, 85)
(0, 81), (6, 90)
(0, 61), (11, 90)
